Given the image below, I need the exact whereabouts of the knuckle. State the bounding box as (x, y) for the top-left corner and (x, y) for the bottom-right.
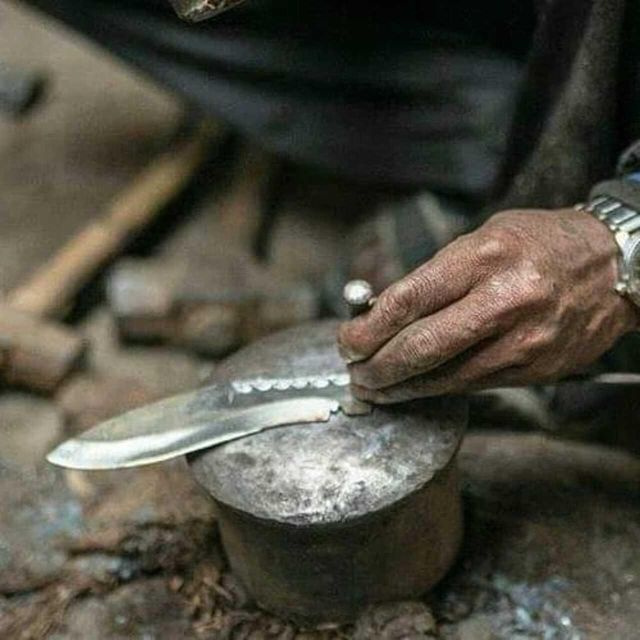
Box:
(488, 263), (553, 324)
(515, 260), (553, 307)
(402, 326), (441, 366)
(377, 290), (411, 327)
(380, 275), (429, 324)
(486, 278), (521, 325)
(475, 235), (506, 263)
(406, 270), (436, 302)
(475, 226), (521, 263)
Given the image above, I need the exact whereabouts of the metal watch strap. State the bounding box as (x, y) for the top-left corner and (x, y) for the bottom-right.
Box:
(580, 195), (640, 299)
(583, 195), (640, 236)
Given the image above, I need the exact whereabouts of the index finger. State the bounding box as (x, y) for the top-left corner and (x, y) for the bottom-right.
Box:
(338, 238), (478, 362)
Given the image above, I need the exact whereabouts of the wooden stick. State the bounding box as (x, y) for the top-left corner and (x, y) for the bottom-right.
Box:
(8, 121), (222, 319)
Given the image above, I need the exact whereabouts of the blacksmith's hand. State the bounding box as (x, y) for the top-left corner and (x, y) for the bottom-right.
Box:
(338, 209), (639, 403)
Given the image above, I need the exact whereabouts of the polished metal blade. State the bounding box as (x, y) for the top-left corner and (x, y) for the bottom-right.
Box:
(47, 389), (344, 470)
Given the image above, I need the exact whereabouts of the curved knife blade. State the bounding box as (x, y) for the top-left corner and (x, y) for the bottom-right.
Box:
(46, 375), (372, 471)
(47, 390), (344, 470)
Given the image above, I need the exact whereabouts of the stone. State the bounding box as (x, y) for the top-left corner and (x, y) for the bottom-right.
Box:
(190, 321), (467, 624)
(80, 309), (206, 399)
(353, 602), (438, 639)
(436, 432), (640, 640)
(107, 254), (320, 358)
(51, 579), (197, 639)
(0, 462), (81, 593)
(446, 614), (496, 640)
(57, 372), (157, 434)
(0, 455), (214, 596)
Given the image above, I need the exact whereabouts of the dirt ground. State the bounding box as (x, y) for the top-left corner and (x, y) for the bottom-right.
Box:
(2, 3), (640, 639)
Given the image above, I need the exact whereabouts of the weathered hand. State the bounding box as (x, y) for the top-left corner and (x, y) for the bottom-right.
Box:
(338, 208), (639, 403)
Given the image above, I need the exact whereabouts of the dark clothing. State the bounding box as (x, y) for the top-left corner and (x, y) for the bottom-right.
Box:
(26, 0), (640, 210)
(27, 0), (534, 195)
(496, 0), (635, 210)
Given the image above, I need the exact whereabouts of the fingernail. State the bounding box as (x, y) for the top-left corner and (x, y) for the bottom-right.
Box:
(338, 343), (366, 364)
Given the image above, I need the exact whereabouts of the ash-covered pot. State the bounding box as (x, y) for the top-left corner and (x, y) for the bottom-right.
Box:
(189, 321), (467, 625)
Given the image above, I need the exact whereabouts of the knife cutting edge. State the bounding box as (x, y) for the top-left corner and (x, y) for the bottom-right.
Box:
(46, 375), (372, 470)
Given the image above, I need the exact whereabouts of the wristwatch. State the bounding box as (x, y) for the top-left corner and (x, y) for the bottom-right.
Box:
(580, 195), (640, 307)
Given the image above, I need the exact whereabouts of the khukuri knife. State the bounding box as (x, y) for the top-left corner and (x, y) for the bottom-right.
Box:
(47, 280), (379, 472)
(46, 374), (371, 470)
